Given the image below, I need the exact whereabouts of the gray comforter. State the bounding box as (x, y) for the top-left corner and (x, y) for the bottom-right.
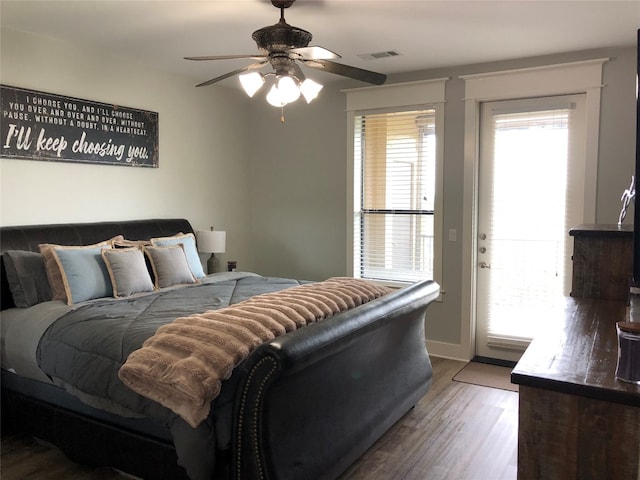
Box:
(35, 273), (308, 480)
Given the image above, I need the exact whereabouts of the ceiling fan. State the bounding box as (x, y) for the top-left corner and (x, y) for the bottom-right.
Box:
(185, 0), (387, 107)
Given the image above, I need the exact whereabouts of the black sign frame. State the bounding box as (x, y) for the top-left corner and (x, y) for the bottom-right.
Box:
(1, 85), (159, 168)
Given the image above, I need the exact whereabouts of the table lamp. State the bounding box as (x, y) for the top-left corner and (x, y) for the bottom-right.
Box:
(196, 227), (226, 274)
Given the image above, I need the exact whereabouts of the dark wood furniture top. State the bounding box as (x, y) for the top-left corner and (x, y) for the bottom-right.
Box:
(569, 223), (633, 237)
(569, 224), (633, 300)
(511, 297), (640, 407)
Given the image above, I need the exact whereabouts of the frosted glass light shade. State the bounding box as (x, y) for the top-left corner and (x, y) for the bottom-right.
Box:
(196, 230), (226, 253)
(277, 76), (301, 103)
(266, 84), (287, 107)
(239, 72), (265, 98)
(300, 78), (323, 103)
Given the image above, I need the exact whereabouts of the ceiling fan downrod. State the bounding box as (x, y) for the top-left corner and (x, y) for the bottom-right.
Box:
(272, 0), (296, 21)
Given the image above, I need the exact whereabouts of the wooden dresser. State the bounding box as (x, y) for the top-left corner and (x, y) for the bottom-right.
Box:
(512, 224), (640, 479)
(569, 224), (633, 300)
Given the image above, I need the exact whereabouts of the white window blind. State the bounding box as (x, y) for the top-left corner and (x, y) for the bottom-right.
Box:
(353, 109), (437, 283)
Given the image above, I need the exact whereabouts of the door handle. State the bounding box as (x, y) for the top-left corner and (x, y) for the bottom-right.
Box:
(479, 261), (491, 269)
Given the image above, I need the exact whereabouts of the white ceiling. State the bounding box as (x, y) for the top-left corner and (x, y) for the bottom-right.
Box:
(1, 0), (638, 89)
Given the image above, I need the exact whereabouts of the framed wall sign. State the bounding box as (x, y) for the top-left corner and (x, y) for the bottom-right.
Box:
(1, 85), (159, 167)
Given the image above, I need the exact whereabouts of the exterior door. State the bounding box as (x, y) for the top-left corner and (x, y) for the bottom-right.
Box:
(475, 94), (586, 361)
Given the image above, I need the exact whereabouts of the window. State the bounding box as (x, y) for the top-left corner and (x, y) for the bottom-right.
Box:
(353, 109), (437, 283)
(345, 79), (446, 287)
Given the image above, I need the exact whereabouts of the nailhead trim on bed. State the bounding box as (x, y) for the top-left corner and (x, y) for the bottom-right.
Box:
(235, 355), (279, 480)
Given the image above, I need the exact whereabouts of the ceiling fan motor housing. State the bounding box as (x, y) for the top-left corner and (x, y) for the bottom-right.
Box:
(252, 21), (312, 54)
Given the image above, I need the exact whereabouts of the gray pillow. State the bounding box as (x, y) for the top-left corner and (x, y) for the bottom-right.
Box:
(3, 250), (52, 307)
(150, 233), (206, 279)
(101, 248), (155, 298)
(144, 244), (198, 289)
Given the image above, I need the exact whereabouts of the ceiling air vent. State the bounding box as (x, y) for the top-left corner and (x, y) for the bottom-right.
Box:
(357, 50), (401, 61)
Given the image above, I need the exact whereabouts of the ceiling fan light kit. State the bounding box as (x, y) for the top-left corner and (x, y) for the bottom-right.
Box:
(186, 0), (386, 116)
(247, 73), (323, 107)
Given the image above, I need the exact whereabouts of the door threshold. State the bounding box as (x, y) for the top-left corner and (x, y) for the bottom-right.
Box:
(471, 356), (517, 368)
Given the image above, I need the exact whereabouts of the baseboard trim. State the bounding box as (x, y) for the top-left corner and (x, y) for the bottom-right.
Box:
(426, 339), (471, 362)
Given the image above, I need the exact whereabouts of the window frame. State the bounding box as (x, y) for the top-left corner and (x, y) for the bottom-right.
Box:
(345, 79), (447, 292)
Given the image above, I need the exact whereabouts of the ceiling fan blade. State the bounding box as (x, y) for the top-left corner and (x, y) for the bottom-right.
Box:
(287, 45), (341, 60)
(302, 59), (386, 85)
(185, 54), (267, 61)
(292, 62), (306, 81)
(196, 61), (268, 87)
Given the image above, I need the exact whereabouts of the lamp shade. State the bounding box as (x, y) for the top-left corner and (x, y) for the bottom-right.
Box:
(196, 230), (226, 254)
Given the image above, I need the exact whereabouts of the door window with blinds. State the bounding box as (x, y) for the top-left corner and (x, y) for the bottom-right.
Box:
(353, 108), (439, 284)
(475, 94), (586, 359)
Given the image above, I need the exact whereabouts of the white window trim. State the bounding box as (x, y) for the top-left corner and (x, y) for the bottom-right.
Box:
(344, 78), (447, 294)
(459, 58), (608, 360)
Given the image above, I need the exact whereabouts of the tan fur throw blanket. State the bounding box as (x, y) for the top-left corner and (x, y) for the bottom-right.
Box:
(118, 277), (392, 428)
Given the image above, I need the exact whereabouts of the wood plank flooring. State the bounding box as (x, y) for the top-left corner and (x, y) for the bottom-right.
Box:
(0, 358), (518, 480)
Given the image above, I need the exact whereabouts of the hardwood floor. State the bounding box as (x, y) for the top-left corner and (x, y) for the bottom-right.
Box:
(0, 436), (121, 480)
(1, 358), (518, 480)
(341, 357), (518, 480)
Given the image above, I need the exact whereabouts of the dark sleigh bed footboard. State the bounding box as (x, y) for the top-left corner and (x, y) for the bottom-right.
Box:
(233, 279), (440, 480)
(0, 218), (439, 480)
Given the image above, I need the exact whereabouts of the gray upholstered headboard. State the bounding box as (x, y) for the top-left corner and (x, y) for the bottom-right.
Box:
(0, 219), (194, 310)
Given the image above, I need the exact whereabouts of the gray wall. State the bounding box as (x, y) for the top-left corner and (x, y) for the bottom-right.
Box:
(0, 28), (255, 270)
(247, 87), (349, 281)
(247, 46), (637, 352)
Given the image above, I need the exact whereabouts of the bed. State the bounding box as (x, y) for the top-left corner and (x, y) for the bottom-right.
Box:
(0, 218), (440, 480)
